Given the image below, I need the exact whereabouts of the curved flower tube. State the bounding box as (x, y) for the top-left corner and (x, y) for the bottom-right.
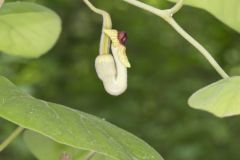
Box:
(95, 29), (131, 96)
(84, 0), (131, 96)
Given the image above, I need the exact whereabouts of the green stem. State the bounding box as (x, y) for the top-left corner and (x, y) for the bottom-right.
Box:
(121, 0), (229, 78)
(166, 18), (229, 78)
(167, 0), (184, 15)
(83, 0), (112, 55)
(121, 0), (183, 20)
(0, 127), (24, 152)
(83, 151), (96, 160)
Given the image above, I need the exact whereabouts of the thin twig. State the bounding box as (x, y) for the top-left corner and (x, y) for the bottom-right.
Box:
(0, 127), (24, 152)
(167, 0), (184, 15)
(83, 0), (112, 55)
(167, 18), (229, 78)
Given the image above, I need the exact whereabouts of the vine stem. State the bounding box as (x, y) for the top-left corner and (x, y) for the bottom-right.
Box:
(121, 0), (229, 78)
(0, 127), (24, 152)
(167, 18), (229, 78)
(83, 0), (112, 55)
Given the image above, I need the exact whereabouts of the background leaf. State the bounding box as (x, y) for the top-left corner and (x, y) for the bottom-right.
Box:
(188, 76), (240, 117)
(0, 2), (61, 58)
(168, 0), (240, 33)
(24, 130), (112, 160)
(0, 76), (163, 160)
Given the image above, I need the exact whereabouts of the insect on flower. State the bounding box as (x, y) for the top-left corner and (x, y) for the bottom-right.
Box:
(118, 31), (128, 46)
(104, 29), (131, 68)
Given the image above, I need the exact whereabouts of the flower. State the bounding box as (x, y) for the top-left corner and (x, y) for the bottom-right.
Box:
(104, 29), (131, 68)
(95, 29), (131, 96)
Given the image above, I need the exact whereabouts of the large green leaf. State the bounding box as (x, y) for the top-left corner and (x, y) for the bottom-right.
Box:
(0, 76), (163, 160)
(188, 76), (240, 117)
(168, 0), (240, 33)
(0, 2), (61, 57)
(24, 130), (112, 160)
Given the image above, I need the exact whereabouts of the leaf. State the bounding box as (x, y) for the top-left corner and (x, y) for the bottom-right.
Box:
(0, 76), (163, 160)
(168, 0), (240, 33)
(0, 2), (61, 58)
(24, 130), (112, 160)
(188, 76), (240, 117)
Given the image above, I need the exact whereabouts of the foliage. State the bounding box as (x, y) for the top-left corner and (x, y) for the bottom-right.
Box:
(0, 75), (162, 159)
(24, 131), (108, 160)
(168, 0), (240, 33)
(0, 2), (61, 58)
(189, 76), (240, 117)
(1, 0), (240, 160)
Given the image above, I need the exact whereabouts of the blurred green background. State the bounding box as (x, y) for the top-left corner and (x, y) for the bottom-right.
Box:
(1, 0), (240, 159)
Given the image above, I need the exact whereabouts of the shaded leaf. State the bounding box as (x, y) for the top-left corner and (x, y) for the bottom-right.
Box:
(168, 0), (240, 33)
(24, 130), (112, 160)
(0, 76), (163, 160)
(188, 76), (240, 117)
(0, 2), (61, 57)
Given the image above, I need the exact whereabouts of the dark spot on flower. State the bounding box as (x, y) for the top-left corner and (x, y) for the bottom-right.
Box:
(118, 31), (128, 45)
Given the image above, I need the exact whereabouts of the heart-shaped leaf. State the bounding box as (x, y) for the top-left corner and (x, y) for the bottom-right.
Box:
(0, 76), (163, 160)
(0, 2), (61, 57)
(188, 76), (240, 117)
(24, 130), (112, 160)
(168, 0), (240, 33)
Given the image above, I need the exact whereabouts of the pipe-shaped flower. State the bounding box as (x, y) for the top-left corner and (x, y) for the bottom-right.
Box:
(83, 0), (131, 96)
(95, 29), (131, 96)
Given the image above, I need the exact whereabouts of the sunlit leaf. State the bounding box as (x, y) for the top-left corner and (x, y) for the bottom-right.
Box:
(0, 76), (163, 160)
(188, 76), (240, 117)
(168, 0), (240, 33)
(0, 2), (61, 57)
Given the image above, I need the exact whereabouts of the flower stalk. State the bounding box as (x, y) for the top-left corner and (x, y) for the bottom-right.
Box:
(0, 126), (24, 152)
(83, 0), (112, 55)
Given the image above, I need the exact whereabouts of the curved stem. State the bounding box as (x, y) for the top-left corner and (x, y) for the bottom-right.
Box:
(122, 0), (169, 20)
(167, 0), (184, 15)
(83, 0), (112, 55)
(121, 0), (229, 78)
(167, 18), (229, 78)
(0, 126), (24, 152)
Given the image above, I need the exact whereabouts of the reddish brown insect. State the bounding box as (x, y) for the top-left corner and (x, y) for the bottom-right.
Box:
(118, 31), (128, 45)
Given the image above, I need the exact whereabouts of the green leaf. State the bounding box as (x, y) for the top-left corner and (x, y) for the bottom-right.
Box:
(188, 76), (240, 117)
(0, 76), (163, 160)
(168, 0), (240, 33)
(0, 2), (61, 58)
(24, 130), (112, 160)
